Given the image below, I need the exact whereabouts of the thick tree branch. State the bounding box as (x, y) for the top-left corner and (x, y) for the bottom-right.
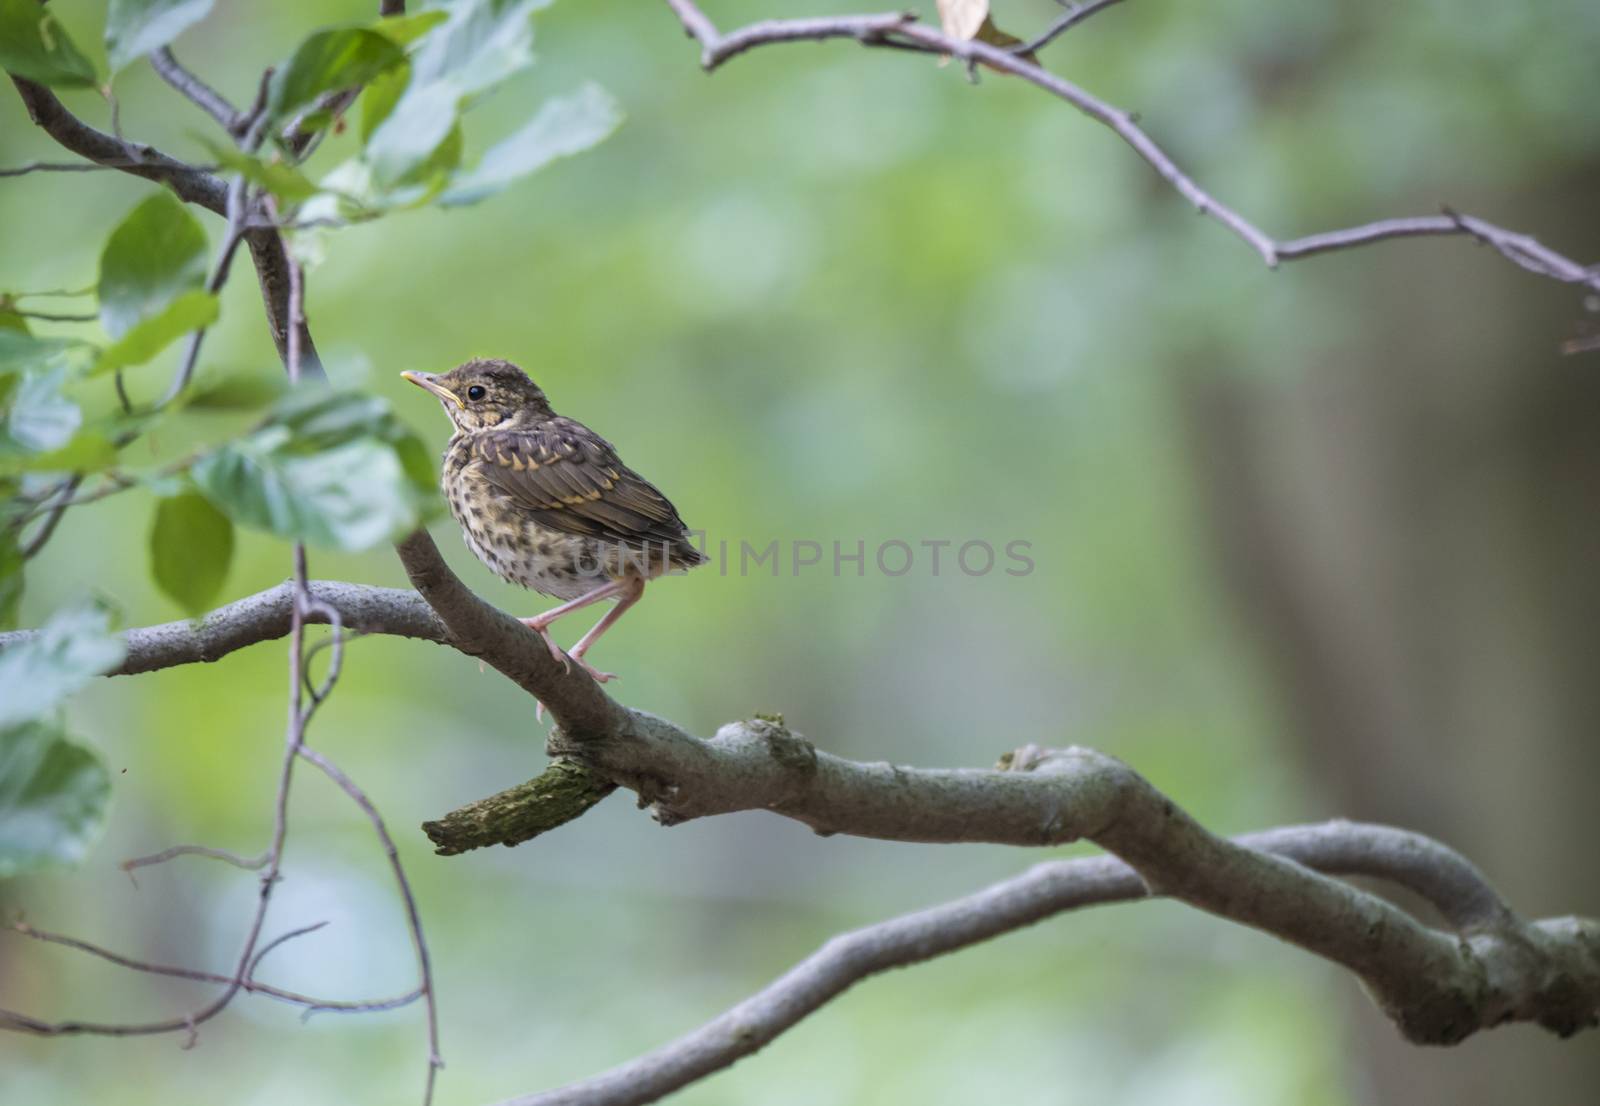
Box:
(394, 530), (625, 741)
(505, 819), (1596, 1106)
(660, 3), (1600, 296)
(9, 76), (229, 211)
(0, 581), (445, 674)
(7, 553), (1597, 1074)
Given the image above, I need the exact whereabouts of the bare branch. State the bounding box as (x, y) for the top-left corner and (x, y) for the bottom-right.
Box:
(659, 3), (1600, 295)
(1016, 0), (1129, 56)
(17, 474), (83, 560)
(298, 745), (444, 1091)
(0, 160), (128, 177)
(122, 843), (267, 875)
(8, 76), (230, 213)
(158, 173), (252, 407)
(6, 921), (422, 1018)
(0, 576), (310, 1039)
(394, 530), (623, 740)
(504, 818), (1591, 1106)
(0, 582), (447, 675)
(0, 308), (96, 321)
(149, 48), (242, 134)
(5, 539), (1595, 1070)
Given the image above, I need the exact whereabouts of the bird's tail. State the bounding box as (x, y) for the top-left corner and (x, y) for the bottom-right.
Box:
(675, 537), (709, 567)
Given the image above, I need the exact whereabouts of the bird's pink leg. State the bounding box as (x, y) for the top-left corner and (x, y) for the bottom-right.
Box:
(568, 578), (646, 683)
(521, 579), (627, 670)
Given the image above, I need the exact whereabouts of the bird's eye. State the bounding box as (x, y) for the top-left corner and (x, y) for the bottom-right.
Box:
(466, 385), (487, 401)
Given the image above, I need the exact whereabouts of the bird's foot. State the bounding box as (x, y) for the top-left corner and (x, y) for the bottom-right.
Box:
(577, 660), (618, 684)
(520, 617), (572, 673)
(569, 647), (617, 683)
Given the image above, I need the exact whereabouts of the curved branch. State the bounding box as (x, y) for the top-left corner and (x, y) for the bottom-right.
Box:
(504, 830), (1594, 1106)
(8, 920), (421, 1018)
(8, 76), (229, 212)
(394, 530), (625, 740)
(0, 581), (445, 675)
(8, 542), (1596, 1067)
(1016, 0), (1130, 56)
(660, 3), (1600, 296)
(149, 48), (241, 134)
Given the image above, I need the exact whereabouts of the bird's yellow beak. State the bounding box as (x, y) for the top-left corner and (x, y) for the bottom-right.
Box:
(401, 370), (462, 408)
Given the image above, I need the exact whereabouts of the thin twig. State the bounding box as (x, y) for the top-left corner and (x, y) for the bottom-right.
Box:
(9, 285), (96, 298)
(298, 744), (444, 1101)
(1016, 0), (1129, 56)
(285, 252), (306, 384)
(247, 921), (329, 978)
(0, 308), (96, 322)
(8, 921), (422, 1017)
(0, 161), (122, 177)
(17, 475), (83, 560)
(156, 176), (251, 408)
(122, 843), (268, 876)
(0, 580), (308, 1038)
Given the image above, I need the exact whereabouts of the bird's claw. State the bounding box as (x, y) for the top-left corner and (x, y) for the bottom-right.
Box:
(574, 656), (618, 684)
(521, 618), (572, 673)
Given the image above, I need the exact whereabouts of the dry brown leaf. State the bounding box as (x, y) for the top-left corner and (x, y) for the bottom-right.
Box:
(935, 2), (1041, 69)
(974, 16), (1039, 66)
(935, 0), (989, 41)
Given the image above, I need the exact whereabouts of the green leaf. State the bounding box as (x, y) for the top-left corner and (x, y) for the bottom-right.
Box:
(190, 387), (435, 552)
(0, 310), (27, 334)
(92, 289), (218, 375)
(194, 435), (417, 552)
(0, 0), (98, 88)
(105, 0), (215, 73)
(269, 28), (406, 120)
(0, 531), (21, 630)
(367, 79), (461, 187)
(0, 720), (111, 879)
(184, 368), (287, 411)
(150, 488), (232, 616)
(371, 8), (448, 46)
(408, 0), (547, 98)
(0, 605), (126, 731)
(2, 368), (80, 458)
(0, 430), (117, 477)
(98, 193), (209, 340)
(0, 331), (93, 376)
(441, 84), (623, 207)
(360, 0), (550, 187)
(200, 141), (320, 204)
(359, 62), (411, 143)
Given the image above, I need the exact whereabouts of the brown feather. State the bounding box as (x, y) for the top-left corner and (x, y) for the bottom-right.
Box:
(469, 420), (695, 551)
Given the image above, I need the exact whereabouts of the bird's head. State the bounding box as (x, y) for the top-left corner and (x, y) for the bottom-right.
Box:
(402, 358), (552, 432)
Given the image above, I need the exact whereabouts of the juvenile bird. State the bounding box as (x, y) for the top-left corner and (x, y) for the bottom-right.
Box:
(403, 359), (705, 683)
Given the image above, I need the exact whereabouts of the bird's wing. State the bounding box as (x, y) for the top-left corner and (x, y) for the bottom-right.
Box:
(469, 419), (691, 546)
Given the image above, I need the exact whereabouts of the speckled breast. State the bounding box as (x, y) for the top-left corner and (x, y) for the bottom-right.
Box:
(440, 435), (669, 601)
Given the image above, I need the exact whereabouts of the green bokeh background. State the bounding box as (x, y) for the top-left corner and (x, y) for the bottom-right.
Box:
(3, 1), (1598, 1103)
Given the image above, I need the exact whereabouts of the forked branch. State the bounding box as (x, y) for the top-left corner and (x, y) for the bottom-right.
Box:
(660, 1), (1600, 298)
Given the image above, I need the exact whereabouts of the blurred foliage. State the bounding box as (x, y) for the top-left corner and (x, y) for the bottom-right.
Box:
(1, 0), (1597, 1103)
